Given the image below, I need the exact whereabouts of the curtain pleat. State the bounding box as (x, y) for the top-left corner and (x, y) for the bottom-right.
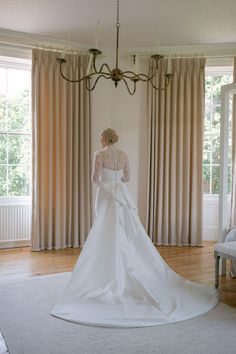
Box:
(31, 49), (91, 250)
(146, 58), (205, 246)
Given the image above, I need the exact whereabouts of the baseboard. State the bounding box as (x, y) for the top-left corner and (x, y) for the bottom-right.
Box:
(203, 226), (218, 241)
(0, 240), (31, 249)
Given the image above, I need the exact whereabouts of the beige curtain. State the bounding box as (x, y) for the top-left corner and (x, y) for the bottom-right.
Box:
(230, 57), (236, 227)
(31, 49), (91, 250)
(146, 58), (206, 246)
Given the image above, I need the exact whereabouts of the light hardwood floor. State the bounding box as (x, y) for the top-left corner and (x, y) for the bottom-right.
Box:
(0, 242), (235, 353)
(0, 241), (235, 307)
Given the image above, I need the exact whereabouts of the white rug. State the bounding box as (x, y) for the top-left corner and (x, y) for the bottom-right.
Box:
(0, 272), (236, 354)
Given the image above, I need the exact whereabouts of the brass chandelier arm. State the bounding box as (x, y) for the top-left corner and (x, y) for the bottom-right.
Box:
(122, 72), (147, 80)
(149, 74), (173, 91)
(86, 74), (112, 91)
(86, 77), (91, 91)
(122, 72), (155, 82)
(59, 62), (89, 83)
(59, 59), (111, 84)
(122, 62), (159, 82)
(92, 54), (100, 73)
(97, 62), (112, 75)
(122, 78), (136, 96)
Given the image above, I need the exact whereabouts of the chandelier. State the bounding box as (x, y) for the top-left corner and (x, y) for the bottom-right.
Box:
(56, 0), (173, 95)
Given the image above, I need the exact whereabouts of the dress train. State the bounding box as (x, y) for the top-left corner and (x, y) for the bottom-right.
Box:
(51, 168), (219, 328)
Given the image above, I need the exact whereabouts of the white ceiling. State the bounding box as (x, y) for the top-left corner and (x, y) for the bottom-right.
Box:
(1, 0), (236, 49)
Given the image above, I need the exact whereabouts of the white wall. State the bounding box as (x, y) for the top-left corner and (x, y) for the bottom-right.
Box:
(91, 55), (148, 224)
(203, 197), (231, 241)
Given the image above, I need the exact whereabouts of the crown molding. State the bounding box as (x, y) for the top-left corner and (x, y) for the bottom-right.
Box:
(0, 28), (90, 52)
(1, 28), (236, 59)
(0, 43), (32, 59)
(124, 43), (236, 58)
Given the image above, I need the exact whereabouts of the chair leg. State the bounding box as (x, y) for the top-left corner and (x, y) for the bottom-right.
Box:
(220, 258), (227, 276)
(215, 255), (220, 289)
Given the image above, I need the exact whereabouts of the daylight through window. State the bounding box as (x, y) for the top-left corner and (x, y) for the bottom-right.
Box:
(203, 68), (233, 195)
(0, 59), (31, 197)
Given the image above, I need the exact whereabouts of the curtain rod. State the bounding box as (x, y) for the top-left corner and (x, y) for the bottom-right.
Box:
(0, 40), (235, 60)
(130, 53), (235, 60)
(0, 41), (88, 55)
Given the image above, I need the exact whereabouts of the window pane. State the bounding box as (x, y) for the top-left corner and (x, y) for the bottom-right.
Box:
(212, 135), (220, 164)
(203, 136), (211, 164)
(0, 92), (7, 130)
(228, 137), (232, 165)
(212, 106), (220, 135)
(8, 135), (31, 165)
(7, 69), (30, 99)
(0, 63), (31, 198)
(0, 165), (7, 196)
(203, 165), (210, 194)
(0, 68), (7, 95)
(229, 94), (233, 119)
(212, 166), (220, 194)
(7, 89), (31, 132)
(228, 165), (232, 194)
(205, 76), (212, 106)
(8, 165), (30, 196)
(212, 76), (222, 105)
(204, 70), (233, 195)
(204, 106), (211, 133)
(212, 75), (233, 105)
(0, 134), (7, 163)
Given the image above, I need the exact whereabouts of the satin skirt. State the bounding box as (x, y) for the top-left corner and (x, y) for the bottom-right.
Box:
(51, 181), (219, 328)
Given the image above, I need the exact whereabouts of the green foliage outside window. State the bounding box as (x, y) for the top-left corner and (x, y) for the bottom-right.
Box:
(0, 85), (31, 197)
(203, 73), (233, 195)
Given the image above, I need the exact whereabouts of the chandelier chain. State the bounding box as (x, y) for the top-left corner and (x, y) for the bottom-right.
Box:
(116, 0), (120, 27)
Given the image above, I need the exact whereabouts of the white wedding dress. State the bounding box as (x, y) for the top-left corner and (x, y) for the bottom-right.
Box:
(51, 145), (219, 328)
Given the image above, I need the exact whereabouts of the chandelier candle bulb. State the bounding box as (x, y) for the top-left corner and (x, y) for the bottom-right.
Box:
(60, 35), (71, 59)
(60, 48), (66, 60)
(86, 54), (93, 76)
(134, 54), (140, 74)
(155, 25), (159, 53)
(95, 21), (101, 49)
(167, 56), (171, 73)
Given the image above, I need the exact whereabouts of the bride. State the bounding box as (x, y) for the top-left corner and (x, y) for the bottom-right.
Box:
(51, 128), (219, 328)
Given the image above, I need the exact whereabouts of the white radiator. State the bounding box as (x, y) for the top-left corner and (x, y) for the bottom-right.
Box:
(0, 199), (31, 248)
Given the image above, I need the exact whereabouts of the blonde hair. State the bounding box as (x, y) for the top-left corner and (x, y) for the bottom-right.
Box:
(100, 128), (119, 145)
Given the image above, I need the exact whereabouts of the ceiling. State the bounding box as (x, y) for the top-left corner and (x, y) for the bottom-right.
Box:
(1, 0), (236, 49)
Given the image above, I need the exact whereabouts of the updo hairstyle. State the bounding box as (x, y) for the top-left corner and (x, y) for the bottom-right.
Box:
(100, 128), (119, 145)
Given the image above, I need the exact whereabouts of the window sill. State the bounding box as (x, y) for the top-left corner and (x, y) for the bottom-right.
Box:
(0, 196), (32, 205)
(203, 194), (219, 200)
(203, 194), (231, 206)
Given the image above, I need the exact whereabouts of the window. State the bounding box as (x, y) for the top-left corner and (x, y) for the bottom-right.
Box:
(203, 67), (233, 195)
(0, 57), (31, 197)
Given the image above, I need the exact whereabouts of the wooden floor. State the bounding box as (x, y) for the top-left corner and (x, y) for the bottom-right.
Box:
(0, 241), (235, 353)
(0, 241), (235, 307)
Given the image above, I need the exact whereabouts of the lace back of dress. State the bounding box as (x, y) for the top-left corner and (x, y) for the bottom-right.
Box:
(91, 146), (130, 184)
(101, 148), (125, 169)
(111, 153), (118, 181)
(92, 146), (130, 185)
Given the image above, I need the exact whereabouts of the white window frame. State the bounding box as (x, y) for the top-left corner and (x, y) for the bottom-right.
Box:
(0, 55), (32, 205)
(219, 82), (236, 242)
(204, 65), (233, 202)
